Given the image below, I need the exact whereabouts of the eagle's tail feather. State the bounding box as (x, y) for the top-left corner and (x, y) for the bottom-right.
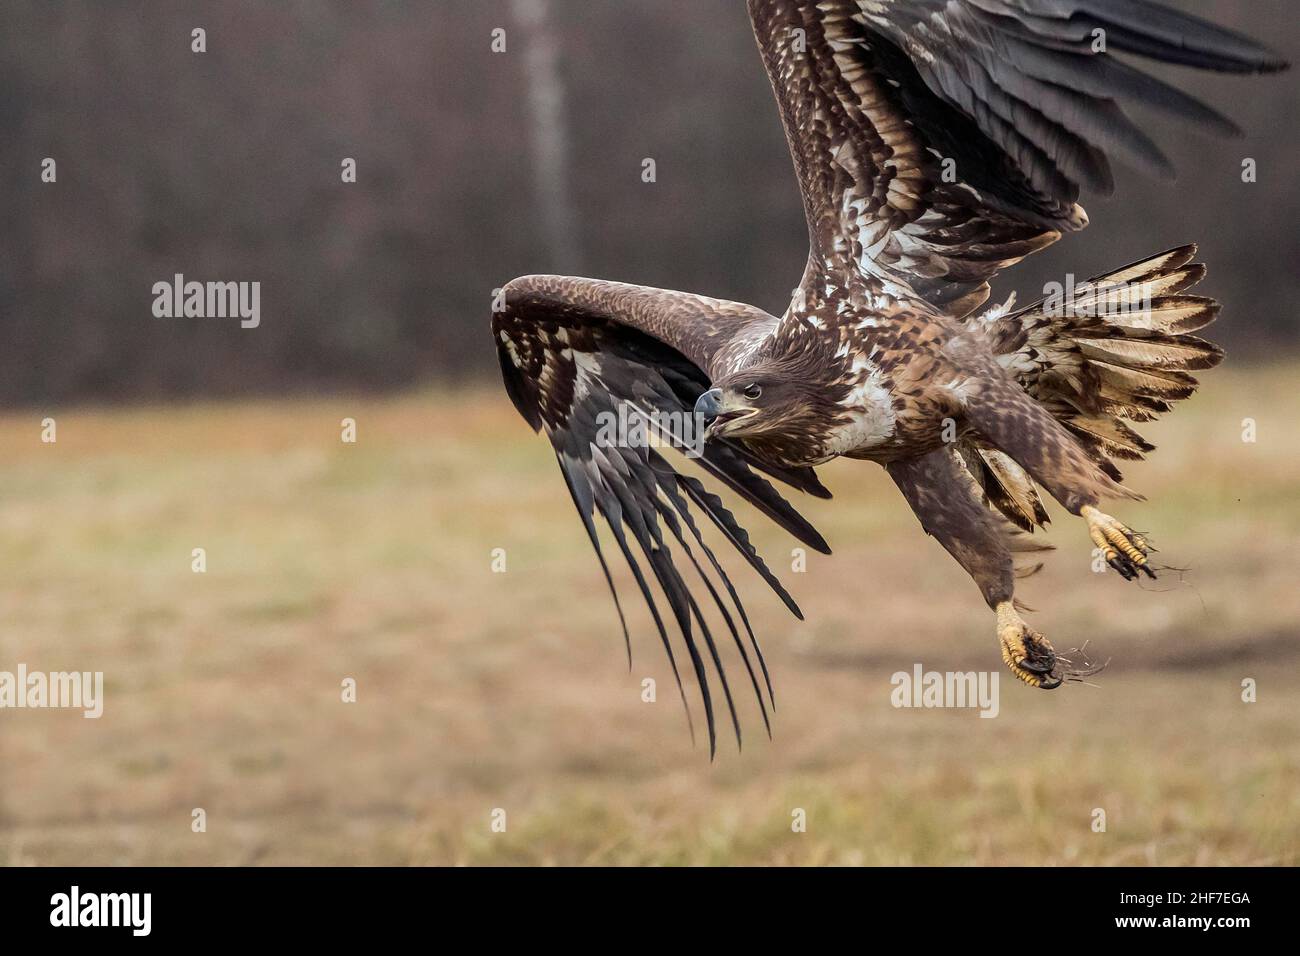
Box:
(989, 244), (1222, 492)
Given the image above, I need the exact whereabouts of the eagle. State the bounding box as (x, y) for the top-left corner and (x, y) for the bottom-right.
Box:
(493, 0), (1287, 754)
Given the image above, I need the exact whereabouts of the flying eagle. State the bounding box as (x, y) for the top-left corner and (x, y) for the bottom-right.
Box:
(493, 0), (1287, 753)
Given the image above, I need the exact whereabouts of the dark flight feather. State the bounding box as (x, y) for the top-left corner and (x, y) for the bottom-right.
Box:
(747, 0), (1289, 310)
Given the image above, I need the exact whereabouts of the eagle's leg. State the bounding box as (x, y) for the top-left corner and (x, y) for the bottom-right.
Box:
(963, 377), (1156, 583)
(887, 449), (1069, 690)
(1080, 505), (1156, 581)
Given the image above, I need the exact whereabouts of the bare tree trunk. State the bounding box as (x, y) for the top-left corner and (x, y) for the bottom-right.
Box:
(510, 0), (584, 272)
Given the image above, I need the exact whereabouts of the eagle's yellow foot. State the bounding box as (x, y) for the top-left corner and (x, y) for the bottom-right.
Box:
(996, 602), (1062, 689)
(1081, 505), (1156, 581)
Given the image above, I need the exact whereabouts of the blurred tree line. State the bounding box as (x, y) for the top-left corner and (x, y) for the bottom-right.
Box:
(2, 0), (1296, 406)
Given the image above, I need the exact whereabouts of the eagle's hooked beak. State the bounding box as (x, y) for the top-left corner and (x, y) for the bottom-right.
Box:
(695, 388), (724, 425)
(696, 387), (756, 439)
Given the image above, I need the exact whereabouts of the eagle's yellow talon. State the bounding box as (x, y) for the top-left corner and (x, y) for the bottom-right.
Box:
(996, 602), (1062, 690)
(1082, 505), (1156, 581)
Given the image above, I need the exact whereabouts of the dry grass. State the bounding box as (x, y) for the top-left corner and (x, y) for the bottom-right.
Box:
(1, 364), (1298, 865)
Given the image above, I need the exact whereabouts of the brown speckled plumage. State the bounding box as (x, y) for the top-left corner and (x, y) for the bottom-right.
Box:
(492, 0), (1286, 751)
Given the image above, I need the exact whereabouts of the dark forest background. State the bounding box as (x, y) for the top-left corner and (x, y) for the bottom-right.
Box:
(2, 0), (1296, 406)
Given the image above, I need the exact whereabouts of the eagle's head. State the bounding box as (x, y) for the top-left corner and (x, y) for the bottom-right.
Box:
(696, 364), (845, 445)
(695, 377), (793, 440)
(694, 321), (853, 454)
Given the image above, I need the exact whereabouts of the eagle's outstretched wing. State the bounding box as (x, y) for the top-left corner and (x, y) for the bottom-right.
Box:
(493, 275), (831, 755)
(748, 0), (1287, 314)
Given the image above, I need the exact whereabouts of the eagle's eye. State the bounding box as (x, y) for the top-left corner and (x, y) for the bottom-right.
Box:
(742, 383), (763, 401)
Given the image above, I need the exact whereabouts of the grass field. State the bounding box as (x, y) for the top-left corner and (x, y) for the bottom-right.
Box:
(1, 364), (1298, 865)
